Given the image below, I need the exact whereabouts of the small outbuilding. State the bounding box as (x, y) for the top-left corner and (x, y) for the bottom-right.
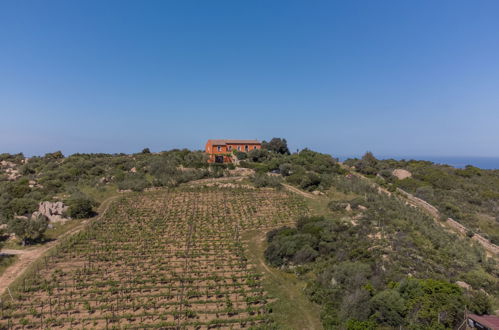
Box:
(466, 314), (499, 330)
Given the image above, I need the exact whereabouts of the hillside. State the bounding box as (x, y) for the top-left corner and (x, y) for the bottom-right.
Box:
(0, 149), (221, 248)
(0, 145), (497, 329)
(344, 155), (499, 244)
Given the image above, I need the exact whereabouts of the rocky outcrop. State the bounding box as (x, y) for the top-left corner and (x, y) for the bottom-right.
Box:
(0, 160), (16, 168)
(456, 281), (471, 291)
(5, 169), (20, 181)
(32, 201), (69, 223)
(392, 169), (412, 180)
(0, 161), (21, 181)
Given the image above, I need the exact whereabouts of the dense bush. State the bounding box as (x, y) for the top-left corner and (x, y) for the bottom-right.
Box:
(235, 151), (247, 160)
(66, 194), (98, 219)
(117, 173), (151, 192)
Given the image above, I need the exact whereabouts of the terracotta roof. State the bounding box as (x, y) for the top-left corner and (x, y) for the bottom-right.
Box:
(468, 314), (499, 329)
(207, 139), (261, 146)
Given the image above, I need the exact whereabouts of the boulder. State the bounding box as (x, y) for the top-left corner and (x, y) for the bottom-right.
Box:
(33, 201), (69, 223)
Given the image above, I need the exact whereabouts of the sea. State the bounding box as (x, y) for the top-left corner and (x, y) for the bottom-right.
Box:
(337, 156), (499, 170)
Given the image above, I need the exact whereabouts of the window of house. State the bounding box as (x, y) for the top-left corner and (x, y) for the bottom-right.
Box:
(228, 146), (232, 151)
(245, 145), (249, 151)
(253, 146), (257, 150)
(237, 146), (241, 151)
(217, 146), (221, 152)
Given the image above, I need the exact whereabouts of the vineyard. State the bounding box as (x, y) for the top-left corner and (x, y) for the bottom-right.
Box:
(0, 187), (308, 329)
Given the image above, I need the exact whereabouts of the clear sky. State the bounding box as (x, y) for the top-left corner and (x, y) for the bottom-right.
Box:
(1, 1), (498, 158)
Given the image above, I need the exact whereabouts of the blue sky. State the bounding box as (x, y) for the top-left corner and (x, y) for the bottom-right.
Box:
(1, 1), (498, 158)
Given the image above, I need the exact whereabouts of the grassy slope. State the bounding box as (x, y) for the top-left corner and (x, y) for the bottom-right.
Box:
(243, 230), (323, 330)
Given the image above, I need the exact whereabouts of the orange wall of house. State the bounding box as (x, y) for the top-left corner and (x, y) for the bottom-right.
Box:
(205, 144), (261, 154)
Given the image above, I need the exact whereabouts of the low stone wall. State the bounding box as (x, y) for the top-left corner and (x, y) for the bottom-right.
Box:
(397, 188), (499, 256)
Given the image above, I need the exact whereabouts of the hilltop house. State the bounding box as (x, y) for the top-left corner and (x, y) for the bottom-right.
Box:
(205, 139), (261, 163)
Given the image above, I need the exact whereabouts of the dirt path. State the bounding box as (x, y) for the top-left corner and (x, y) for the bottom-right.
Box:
(0, 194), (121, 296)
(243, 231), (323, 330)
(0, 241), (57, 296)
(188, 176), (246, 185)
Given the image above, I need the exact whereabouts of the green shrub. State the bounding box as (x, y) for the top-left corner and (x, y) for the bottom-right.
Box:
(370, 289), (406, 326)
(250, 173), (282, 188)
(328, 200), (348, 212)
(235, 151), (247, 160)
(345, 319), (377, 330)
(8, 214), (49, 245)
(67, 195), (98, 219)
(8, 198), (38, 216)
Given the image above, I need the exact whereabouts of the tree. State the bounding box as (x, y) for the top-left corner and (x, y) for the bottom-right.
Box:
(262, 138), (290, 155)
(354, 152), (378, 175)
(44, 151), (64, 160)
(361, 152), (377, 167)
(141, 148), (151, 154)
(8, 197), (38, 216)
(247, 149), (270, 162)
(398, 278), (464, 328)
(8, 214), (49, 246)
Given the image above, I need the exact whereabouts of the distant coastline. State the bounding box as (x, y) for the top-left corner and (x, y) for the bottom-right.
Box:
(337, 155), (499, 170)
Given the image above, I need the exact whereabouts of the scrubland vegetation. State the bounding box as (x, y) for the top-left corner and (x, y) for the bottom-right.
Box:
(265, 175), (496, 329)
(344, 153), (499, 243)
(0, 149), (223, 247)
